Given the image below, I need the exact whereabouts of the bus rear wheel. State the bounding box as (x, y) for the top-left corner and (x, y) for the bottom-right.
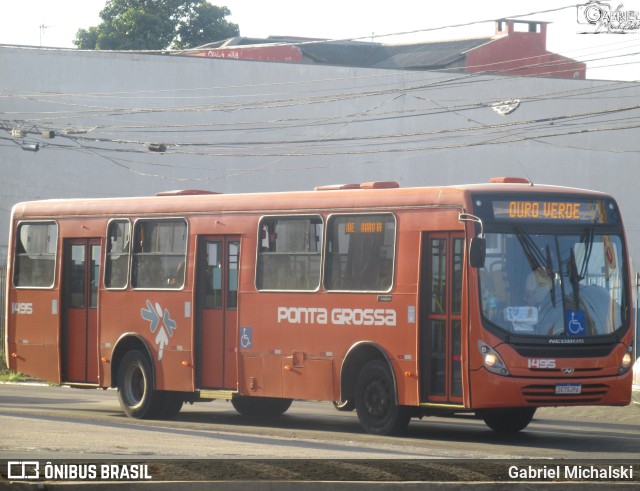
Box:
(231, 396), (293, 417)
(333, 399), (355, 412)
(480, 407), (536, 433)
(355, 360), (411, 435)
(156, 391), (184, 419)
(117, 350), (161, 419)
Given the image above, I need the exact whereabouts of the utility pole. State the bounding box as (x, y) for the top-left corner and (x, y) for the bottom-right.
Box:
(39, 24), (53, 46)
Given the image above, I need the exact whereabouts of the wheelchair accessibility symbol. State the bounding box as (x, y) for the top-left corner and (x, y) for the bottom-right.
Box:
(565, 311), (586, 336)
(240, 326), (253, 349)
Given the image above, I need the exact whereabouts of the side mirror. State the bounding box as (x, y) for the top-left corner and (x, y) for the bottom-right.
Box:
(470, 237), (486, 268)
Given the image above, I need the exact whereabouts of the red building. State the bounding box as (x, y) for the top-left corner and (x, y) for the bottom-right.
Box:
(464, 20), (586, 79)
(184, 19), (585, 79)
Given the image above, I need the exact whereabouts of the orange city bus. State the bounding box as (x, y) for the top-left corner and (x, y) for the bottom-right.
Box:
(4, 178), (634, 434)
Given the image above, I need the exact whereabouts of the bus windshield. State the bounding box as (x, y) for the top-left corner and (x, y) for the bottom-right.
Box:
(479, 230), (626, 338)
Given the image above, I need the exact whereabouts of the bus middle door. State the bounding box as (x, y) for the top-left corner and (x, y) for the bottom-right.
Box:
(195, 236), (239, 390)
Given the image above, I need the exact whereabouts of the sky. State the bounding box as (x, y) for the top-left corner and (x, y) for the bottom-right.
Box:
(0, 0), (639, 81)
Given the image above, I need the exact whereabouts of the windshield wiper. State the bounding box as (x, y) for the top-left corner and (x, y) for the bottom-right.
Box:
(569, 248), (581, 308)
(568, 229), (595, 310)
(516, 228), (545, 271)
(579, 229), (595, 279)
(546, 245), (557, 308)
(517, 228), (559, 306)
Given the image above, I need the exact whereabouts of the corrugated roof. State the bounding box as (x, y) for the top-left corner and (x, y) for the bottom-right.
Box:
(192, 36), (493, 70)
(297, 41), (387, 67)
(375, 38), (491, 69)
(296, 37), (491, 70)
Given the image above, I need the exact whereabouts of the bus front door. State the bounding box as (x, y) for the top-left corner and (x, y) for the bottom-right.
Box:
(62, 239), (101, 384)
(420, 232), (464, 405)
(196, 237), (239, 390)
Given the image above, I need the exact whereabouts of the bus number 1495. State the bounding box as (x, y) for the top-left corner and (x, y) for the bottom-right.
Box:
(11, 302), (33, 315)
(527, 358), (556, 369)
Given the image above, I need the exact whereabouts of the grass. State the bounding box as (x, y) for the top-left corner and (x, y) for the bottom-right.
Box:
(0, 350), (30, 382)
(0, 368), (29, 382)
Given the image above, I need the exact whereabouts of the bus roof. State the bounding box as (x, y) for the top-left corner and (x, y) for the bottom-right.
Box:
(10, 179), (609, 220)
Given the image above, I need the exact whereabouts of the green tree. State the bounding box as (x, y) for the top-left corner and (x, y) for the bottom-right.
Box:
(74, 0), (239, 50)
(174, 3), (239, 49)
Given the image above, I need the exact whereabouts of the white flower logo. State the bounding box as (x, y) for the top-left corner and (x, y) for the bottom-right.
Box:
(141, 300), (177, 360)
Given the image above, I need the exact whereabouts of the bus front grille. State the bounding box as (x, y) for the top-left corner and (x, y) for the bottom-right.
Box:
(521, 384), (609, 404)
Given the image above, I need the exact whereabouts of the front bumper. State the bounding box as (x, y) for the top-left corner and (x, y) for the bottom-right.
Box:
(470, 367), (632, 409)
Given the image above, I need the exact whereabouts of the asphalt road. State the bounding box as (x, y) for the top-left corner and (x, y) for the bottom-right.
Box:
(1, 382), (639, 462)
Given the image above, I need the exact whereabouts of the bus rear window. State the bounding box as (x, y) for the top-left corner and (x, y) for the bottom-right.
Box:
(325, 213), (395, 292)
(13, 221), (58, 288)
(256, 216), (322, 291)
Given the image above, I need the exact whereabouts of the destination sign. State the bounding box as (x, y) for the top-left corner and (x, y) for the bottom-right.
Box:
(345, 221), (385, 234)
(492, 200), (611, 224)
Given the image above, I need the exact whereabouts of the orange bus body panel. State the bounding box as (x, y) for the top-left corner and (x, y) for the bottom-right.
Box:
(7, 290), (61, 383)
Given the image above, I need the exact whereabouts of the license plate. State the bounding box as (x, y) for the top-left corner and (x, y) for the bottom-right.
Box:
(555, 384), (582, 395)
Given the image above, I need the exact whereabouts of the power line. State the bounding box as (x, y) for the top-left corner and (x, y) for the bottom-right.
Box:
(3, 58), (637, 131)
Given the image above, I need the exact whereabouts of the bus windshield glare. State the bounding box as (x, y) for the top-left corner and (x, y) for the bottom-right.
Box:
(479, 230), (625, 338)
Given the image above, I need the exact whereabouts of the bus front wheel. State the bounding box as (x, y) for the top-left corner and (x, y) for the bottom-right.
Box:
(117, 350), (160, 419)
(480, 407), (536, 433)
(355, 360), (411, 435)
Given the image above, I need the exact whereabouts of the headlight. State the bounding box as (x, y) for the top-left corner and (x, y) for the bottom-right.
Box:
(478, 341), (510, 376)
(619, 345), (633, 375)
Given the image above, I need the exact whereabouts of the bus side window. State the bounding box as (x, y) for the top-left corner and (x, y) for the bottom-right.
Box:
(14, 222), (58, 288)
(131, 219), (187, 289)
(105, 220), (130, 289)
(325, 214), (395, 292)
(256, 216), (322, 291)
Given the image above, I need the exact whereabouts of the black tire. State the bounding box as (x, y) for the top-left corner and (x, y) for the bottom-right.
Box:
(355, 360), (411, 435)
(156, 391), (184, 419)
(480, 407), (536, 433)
(117, 350), (161, 419)
(333, 399), (355, 412)
(231, 396), (293, 417)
